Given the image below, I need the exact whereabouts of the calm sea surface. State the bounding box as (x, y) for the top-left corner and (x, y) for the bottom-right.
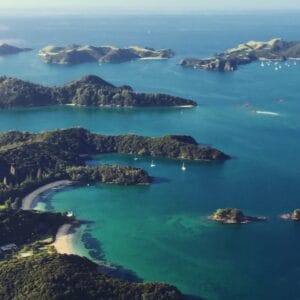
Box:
(1, 13), (300, 299)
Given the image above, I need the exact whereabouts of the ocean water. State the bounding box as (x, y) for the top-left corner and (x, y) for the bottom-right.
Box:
(1, 13), (300, 299)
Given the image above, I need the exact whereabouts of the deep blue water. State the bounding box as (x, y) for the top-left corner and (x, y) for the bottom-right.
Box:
(1, 14), (300, 299)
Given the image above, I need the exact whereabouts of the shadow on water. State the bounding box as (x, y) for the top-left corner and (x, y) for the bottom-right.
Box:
(152, 176), (171, 184)
(81, 231), (142, 282)
(185, 294), (206, 300)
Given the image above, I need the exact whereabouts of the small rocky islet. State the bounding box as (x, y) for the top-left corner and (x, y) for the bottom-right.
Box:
(180, 38), (300, 72)
(280, 209), (300, 221)
(209, 208), (267, 224)
(38, 44), (175, 64)
(0, 75), (196, 109)
(0, 43), (32, 56)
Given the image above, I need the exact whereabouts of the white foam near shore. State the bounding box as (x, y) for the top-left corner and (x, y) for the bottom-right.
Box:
(21, 180), (72, 210)
(255, 110), (279, 116)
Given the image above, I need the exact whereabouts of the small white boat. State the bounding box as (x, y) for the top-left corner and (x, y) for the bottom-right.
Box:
(181, 163), (186, 171)
(134, 157), (138, 161)
(261, 62), (265, 67)
(150, 160), (156, 168)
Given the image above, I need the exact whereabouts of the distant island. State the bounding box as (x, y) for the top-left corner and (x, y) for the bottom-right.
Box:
(280, 209), (300, 221)
(0, 43), (32, 56)
(38, 44), (175, 64)
(209, 208), (267, 224)
(180, 38), (300, 72)
(0, 75), (196, 108)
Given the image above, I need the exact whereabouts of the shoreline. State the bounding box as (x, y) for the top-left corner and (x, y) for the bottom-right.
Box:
(21, 180), (73, 210)
(52, 223), (77, 255)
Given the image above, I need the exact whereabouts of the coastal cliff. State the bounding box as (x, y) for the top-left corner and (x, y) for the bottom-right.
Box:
(0, 75), (196, 108)
(180, 38), (300, 72)
(38, 44), (174, 64)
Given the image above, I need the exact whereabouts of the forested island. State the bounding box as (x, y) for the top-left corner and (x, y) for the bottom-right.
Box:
(0, 75), (196, 108)
(0, 43), (32, 56)
(38, 44), (174, 64)
(180, 38), (300, 72)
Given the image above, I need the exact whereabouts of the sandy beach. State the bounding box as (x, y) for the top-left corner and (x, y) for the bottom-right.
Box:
(21, 180), (72, 210)
(52, 224), (76, 255)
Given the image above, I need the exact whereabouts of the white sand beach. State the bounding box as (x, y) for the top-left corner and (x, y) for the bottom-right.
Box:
(52, 224), (75, 255)
(21, 180), (72, 210)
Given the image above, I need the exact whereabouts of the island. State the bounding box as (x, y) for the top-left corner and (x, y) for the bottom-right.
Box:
(38, 44), (175, 64)
(180, 38), (300, 72)
(209, 208), (267, 224)
(280, 209), (300, 221)
(0, 128), (229, 208)
(0, 43), (32, 56)
(0, 75), (196, 108)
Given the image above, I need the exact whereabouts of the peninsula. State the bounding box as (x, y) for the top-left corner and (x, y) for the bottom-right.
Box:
(180, 38), (300, 72)
(38, 44), (174, 64)
(209, 208), (267, 224)
(0, 128), (229, 208)
(0, 75), (196, 108)
(0, 43), (32, 56)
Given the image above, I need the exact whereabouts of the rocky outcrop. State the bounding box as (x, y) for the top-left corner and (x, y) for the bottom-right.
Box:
(0, 75), (196, 108)
(0, 43), (32, 56)
(38, 44), (175, 65)
(180, 38), (300, 72)
(209, 208), (267, 224)
(280, 209), (300, 221)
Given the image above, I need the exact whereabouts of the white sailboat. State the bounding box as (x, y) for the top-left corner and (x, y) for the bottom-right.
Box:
(181, 162), (186, 171)
(150, 160), (156, 168)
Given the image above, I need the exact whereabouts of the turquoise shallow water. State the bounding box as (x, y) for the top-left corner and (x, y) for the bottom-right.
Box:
(1, 14), (300, 299)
